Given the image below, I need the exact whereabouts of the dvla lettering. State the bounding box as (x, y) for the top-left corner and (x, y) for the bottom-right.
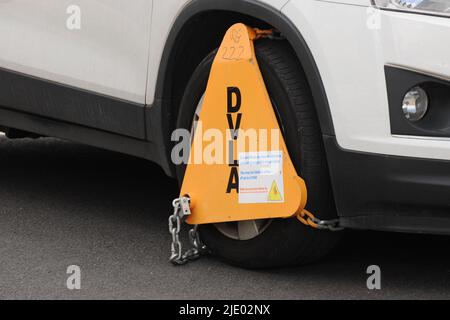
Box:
(226, 87), (242, 194)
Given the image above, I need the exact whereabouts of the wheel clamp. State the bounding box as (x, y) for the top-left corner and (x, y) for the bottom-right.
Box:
(168, 24), (342, 265)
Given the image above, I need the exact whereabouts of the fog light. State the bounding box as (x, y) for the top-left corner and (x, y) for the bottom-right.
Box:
(402, 86), (429, 122)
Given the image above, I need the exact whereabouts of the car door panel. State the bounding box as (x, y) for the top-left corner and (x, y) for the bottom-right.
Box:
(0, 0), (153, 138)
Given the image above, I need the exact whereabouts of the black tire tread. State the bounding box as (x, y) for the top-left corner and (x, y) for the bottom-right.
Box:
(251, 40), (339, 267)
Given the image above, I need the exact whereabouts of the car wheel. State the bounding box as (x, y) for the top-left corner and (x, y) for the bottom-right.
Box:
(176, 38), (341, 269)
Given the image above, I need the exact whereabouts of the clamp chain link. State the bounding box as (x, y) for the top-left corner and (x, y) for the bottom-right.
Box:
(297, 209), (344, 232)
(168, 197), (208, 265)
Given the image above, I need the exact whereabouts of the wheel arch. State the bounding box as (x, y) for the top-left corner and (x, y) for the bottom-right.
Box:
(150, 0), (335, 176)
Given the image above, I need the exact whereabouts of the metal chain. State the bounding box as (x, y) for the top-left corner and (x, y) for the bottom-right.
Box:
(168, 196), (208, 265)
(169, 198), (340, 265)
(297, 209), (344, 232)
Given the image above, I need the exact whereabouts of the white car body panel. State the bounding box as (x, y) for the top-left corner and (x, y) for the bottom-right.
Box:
(0, 0), (153, 104)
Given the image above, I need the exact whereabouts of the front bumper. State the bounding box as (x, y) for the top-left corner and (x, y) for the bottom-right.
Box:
(282, 2), (450, 161)
(282, 2), (450, 233)
(325, 135), (450, 235)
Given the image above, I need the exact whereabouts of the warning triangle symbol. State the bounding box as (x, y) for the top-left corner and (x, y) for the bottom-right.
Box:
(268, 180), (283, 202)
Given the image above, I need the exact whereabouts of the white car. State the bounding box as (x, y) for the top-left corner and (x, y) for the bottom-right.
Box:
(0, 0), (449, 268)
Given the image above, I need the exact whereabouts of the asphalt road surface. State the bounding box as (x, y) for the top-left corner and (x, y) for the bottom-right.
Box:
(0, 136), (449, 300)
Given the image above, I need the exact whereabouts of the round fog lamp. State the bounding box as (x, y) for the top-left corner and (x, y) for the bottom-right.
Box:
(402, 86), (429, 122)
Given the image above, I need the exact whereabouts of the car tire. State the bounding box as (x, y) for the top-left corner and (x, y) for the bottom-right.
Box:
(176, 38), (341, 269)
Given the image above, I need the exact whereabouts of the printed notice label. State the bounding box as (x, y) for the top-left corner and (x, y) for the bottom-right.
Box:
(239, 151), (284, 204)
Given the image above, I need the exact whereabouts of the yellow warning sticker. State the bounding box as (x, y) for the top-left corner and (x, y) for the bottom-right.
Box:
(239, 151), (284, 204)
(268, 180), (283, 202)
